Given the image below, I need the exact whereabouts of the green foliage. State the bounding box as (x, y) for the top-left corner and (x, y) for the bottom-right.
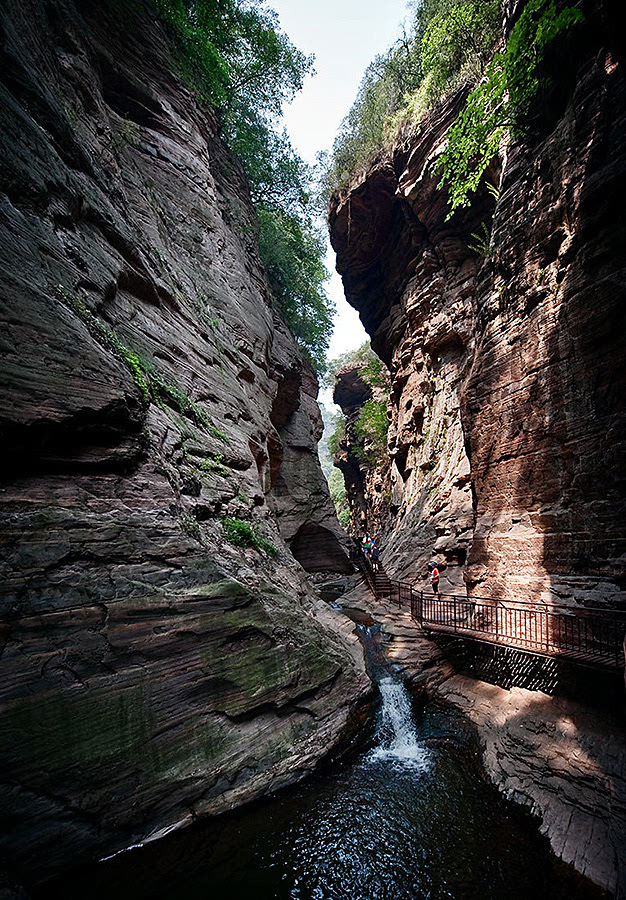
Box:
(195, 453), (229, 476)
(324, 341), (382, 388)
(152, 0), (309, 112)
(222, 517), (278, 558)
(318, 405), (339, 478)
(338, 508), (351, 529)
(325, 341), (389, 407)
(362, 353), (390, 390)
(354, 400), (389, 464)
(435, 0), (584, 214)
(180, 513), (203, 543)
(328, 467), (350, 528)
(147, 0), (332, 371)
(64, 287), (229, 437)
(323, 37), (422, 196)
(257, 206), (333, 373)
(324, 0), (499, 197)
(327, 416), (346, 459)
(467, 220), (491, 256)
(420, 0), (499, 98)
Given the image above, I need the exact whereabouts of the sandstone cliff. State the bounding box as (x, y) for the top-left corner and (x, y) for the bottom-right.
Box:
(333, 362), (390, 538)
(0, 0), (366, 886)
(329, 0), (626, 610)
(328, 1), (626, 893)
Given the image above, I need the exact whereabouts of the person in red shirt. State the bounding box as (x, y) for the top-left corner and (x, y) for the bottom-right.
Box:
(429, 563), (440, 597)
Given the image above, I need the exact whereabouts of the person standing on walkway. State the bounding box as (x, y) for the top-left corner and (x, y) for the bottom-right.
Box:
(371, 543), (380, 572)
(429, 562), (440, 597)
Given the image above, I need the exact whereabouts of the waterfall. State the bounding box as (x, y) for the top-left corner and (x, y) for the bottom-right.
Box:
(367, 676), (427, 767)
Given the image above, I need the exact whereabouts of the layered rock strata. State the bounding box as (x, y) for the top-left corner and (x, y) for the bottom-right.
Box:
(328, 1), (626, 894)
(333, 362), (390, 538)
(0, 0), (365, 886)
(329, 0), (626, 609)
(329, 90), (480, 594)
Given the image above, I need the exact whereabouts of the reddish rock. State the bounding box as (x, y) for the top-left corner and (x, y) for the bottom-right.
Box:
(333, 363), (390, 538)
(329, 0), (626, 609)
(328, 0), (626, 891)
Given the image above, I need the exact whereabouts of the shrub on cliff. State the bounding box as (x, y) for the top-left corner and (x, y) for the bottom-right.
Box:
(327, 416), (346, 459)
(222, 517), (278, 558)
(323, 0), (499, 198)
(325, 341), (389, 389)
(328, 468), (350, 528)
(325, 0), (582, 214)
(436, 0), (584, 214)
(354, 400), (389, 465)
(257, 206), (332, 375)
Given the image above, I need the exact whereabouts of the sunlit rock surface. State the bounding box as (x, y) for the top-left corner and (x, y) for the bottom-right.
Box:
(0, 0), (366, 885)
(329, 0), (626, 608)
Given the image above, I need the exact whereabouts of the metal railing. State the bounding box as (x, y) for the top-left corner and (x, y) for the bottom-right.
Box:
(353, 543), (626, 670)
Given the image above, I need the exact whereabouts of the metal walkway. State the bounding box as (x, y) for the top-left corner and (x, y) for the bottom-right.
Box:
(354, 550), (626, 671)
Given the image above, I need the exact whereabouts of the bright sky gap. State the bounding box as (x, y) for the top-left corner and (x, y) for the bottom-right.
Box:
(269, 0), (412, 362)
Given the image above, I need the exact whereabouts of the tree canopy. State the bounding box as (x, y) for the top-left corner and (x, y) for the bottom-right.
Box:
(150, 0), (333, 371)
(322, 0), (499, 199)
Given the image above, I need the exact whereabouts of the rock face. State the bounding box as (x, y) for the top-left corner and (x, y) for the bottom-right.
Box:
(0, 0), (365, 886)
(328, 0), (626, 893)
(329, 0), (626, 609)
(333, 362), (390, 538)
(329, 91), (481, 593)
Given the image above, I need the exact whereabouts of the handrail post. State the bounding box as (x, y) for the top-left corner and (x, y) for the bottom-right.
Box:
(453, 595), (457, 632)
(495, 602), (498, 641)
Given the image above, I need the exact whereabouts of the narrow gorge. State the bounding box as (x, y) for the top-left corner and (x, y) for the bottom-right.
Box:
(0, 0), (625, 898)
(0, 0), (367, 886)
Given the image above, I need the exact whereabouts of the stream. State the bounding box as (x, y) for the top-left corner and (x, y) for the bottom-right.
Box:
(41, 623), (603, 900)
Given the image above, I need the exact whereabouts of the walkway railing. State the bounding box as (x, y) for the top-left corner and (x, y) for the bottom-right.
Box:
(353, 545), (626, 671)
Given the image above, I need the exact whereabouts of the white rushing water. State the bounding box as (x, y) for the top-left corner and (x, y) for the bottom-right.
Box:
(367, 676), (428, 768)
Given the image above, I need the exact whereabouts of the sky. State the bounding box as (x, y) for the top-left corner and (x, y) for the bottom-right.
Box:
(268, 0), (411, 363)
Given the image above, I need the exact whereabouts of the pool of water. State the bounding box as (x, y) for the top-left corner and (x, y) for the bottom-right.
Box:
(40, 626), (605, 900)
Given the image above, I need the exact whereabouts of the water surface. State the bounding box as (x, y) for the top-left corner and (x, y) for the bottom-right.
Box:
(42, 626), (604, 900)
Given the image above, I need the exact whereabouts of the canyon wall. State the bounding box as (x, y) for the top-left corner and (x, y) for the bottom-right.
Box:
(329, 0), (626, 609)
(333, 362), (390, 538)
(0, 0), (366, 887)
(329, 4), (626, 891)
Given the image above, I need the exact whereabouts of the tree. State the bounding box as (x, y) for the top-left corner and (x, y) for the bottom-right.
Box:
(435, 0), (584, 215)
(149, 0), (333, 370)
(323, 0), (499, 197)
